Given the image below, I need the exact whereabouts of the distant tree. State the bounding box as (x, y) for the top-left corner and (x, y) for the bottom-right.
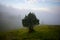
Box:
(22, 12), (39, 33)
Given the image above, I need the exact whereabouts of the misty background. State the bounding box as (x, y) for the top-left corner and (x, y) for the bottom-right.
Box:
(0, 0), (60, 31)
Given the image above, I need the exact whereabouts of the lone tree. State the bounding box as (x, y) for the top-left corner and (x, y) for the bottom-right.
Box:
(22, 12), (39, 33)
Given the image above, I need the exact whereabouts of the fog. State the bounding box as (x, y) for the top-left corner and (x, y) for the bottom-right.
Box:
(0, 4), (60, 31)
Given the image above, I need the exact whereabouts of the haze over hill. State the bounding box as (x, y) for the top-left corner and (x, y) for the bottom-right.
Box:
(0, 4), (60, 31)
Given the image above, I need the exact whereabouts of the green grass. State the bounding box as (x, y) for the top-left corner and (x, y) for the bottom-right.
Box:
(0, 25), (60, 40)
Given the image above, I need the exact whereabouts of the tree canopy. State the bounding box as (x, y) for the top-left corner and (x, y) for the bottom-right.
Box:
(22, 12), (39, 27)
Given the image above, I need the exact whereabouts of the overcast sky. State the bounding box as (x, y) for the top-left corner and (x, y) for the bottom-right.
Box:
(0, 0), (60, 24)
(0, 0), (60, 10)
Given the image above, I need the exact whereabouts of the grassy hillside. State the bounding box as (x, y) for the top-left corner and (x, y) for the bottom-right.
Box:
(0, 25), (60, 40)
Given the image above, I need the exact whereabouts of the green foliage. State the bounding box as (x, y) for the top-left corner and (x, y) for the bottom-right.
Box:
(22, 12), (39, 27)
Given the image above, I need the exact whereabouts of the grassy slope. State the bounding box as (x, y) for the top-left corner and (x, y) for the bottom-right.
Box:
(0, 25), (60, 40)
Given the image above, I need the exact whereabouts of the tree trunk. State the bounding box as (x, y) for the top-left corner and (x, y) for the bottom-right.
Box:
(29, 26), (34, 33)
